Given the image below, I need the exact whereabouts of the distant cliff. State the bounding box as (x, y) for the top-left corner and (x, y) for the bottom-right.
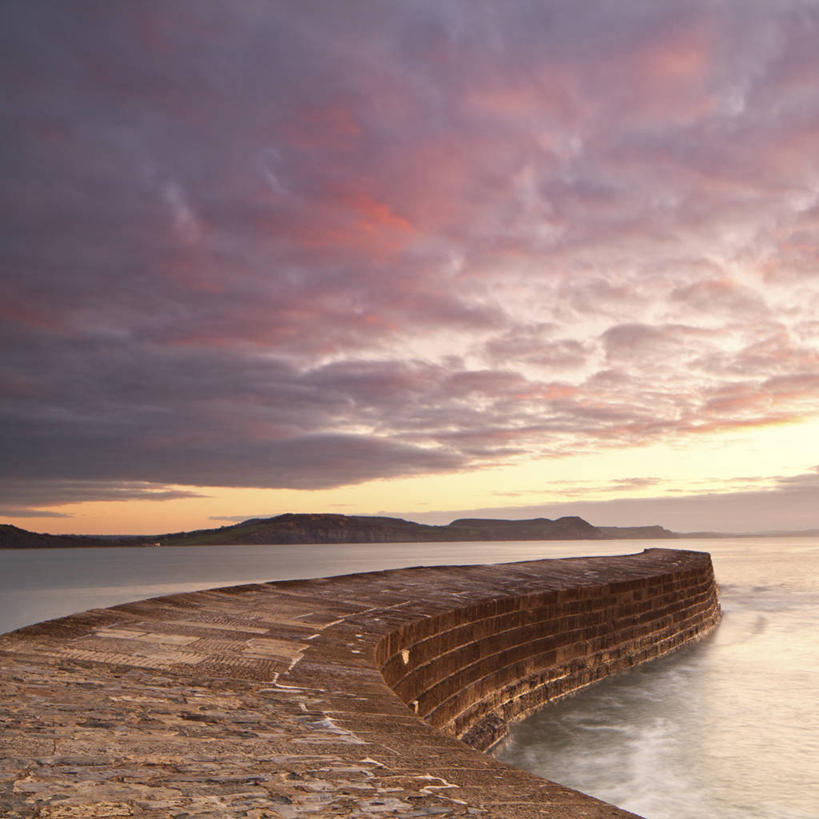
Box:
(158, 513), (616, 546)
(0, 514), (677, 547)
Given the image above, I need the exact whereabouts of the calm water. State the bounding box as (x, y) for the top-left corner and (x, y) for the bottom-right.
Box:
(1, 537), (816, 818)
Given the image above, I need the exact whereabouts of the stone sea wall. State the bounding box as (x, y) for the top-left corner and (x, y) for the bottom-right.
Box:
(0, 548), (719, 818)
(377, 550), (720, 750)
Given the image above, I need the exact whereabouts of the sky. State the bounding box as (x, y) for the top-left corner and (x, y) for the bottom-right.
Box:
(2, 0), (819, 535)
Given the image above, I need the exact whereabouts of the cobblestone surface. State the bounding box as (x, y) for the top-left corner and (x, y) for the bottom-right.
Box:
(0, 549), (719, 817)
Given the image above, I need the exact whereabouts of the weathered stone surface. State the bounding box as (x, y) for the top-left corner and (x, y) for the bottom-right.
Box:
(0, 548), (720, 817)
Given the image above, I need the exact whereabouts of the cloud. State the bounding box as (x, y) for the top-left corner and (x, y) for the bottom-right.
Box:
(773, 465), (819, 493)
(485, 324), (594, 370)
(3, 2), (819, 518)
(670, 278), (769, 318)
(0, 479), (205, 518)
(410, 467), (819, 533)
(0, 508), (71, 519)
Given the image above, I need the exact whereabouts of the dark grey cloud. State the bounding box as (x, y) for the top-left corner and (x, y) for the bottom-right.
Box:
(0, 508), (70, 520)
(0, 480), (204, 518)
(1, 341), (469, 494)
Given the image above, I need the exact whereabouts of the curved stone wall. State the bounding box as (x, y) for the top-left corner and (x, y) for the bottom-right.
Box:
(377, 549), (720, 750)
(0, 548), (719, 818)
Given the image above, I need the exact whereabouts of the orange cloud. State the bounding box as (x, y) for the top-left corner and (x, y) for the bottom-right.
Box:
(291, 189), (415, 260)
(342, 190), (413, 233)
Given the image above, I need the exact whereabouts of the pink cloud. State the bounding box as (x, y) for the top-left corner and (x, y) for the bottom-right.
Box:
(4, 1), (819, 517)
(598, 15), (717, 125)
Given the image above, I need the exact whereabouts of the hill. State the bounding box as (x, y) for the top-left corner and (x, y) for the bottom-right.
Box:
(0, 524), (143, 548)
(0, 514), (676, 547)
(158, 513), (609, 545)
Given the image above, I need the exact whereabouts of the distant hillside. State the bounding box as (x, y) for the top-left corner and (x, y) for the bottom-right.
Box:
(158, 513), (614, 546)
(0, 514), (677, 547)
(169, 514), (677, 545)
(0, 524), (143, 548)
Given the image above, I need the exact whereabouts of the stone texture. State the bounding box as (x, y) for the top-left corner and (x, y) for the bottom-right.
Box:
(0, 548), (720, 818)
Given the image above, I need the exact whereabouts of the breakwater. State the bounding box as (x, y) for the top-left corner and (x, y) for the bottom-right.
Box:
(0, 548), (719, 817)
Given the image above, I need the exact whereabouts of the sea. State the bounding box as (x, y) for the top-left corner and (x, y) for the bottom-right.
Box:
(1, 537), (816, 818)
